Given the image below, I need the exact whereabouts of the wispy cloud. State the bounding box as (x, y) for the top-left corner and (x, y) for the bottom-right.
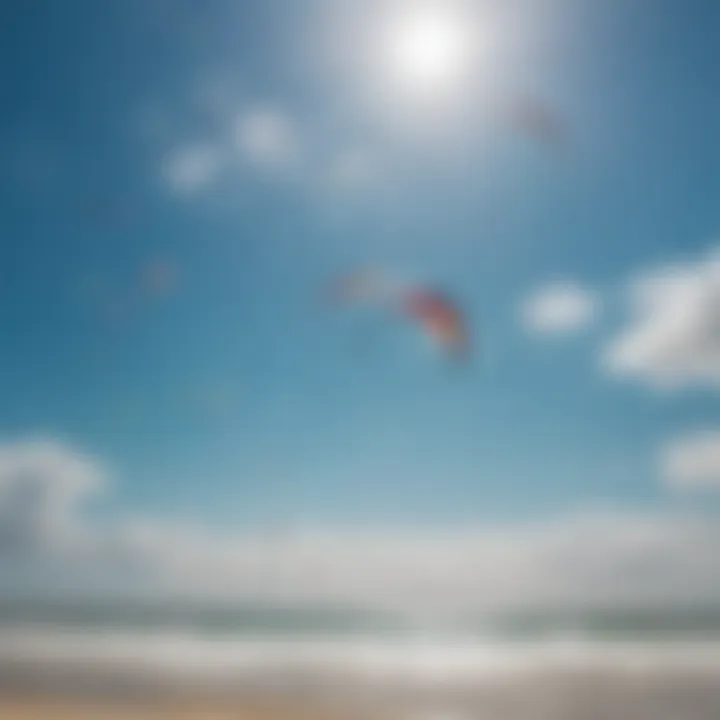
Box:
(521, 281), (599, 335)
(605, 248), (720, 388)
(233, 106), (300, 170)
(150, 76), (386, 202)
(662, 430), (720, 491)
(160, 142), (224, 195)
(158, 103), (302, 197)
(2, 439), (720, 611)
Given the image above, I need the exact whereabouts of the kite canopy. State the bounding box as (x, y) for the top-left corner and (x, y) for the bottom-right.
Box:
(328, 269), (471, 361)
(401, 288), (470, 360)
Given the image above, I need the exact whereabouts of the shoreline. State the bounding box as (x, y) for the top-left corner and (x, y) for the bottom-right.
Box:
(2, 669), (720, 720)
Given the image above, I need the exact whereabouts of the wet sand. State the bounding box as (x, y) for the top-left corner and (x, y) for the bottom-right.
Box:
(0, 695), (354, 720)
(3, 669), (720, 720)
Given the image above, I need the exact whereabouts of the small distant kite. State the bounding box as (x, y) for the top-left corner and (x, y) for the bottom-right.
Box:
(140, 258), (178, 298)
(328, 268), (472, 362)
(507, 95), (569, 149)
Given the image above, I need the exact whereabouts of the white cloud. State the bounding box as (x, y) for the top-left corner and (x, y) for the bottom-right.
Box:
(151, 91), (379, 199)
(132, 513), (720, 612)
(521, 282), (599, 335)
(0, 440), (103, 560)
(2, 439), (720, 611)
(662, 430), (720, 491)
(161, 142), (223, 195)
(233, 107), (299, 170)
(605, 250), (720, 388)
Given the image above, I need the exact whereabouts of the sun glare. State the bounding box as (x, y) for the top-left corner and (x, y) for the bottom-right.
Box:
(383, 4), (476, 93)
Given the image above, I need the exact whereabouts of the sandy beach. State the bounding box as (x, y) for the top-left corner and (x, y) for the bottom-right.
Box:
(0, 687), (384, 720)
(2, 662), (720, 720)
(0, 697), (240, 720)
(0, 695), (346, 720)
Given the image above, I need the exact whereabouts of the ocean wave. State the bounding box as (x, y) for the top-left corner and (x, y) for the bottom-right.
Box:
(2, 626), (720, 693)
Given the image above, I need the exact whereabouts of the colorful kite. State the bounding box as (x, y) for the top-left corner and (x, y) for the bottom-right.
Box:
(400, 287), (470, 360)
(328, 269), (471, 361)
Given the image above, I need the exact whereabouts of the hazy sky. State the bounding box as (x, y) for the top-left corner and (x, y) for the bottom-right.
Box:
(1, 0), (720, 609)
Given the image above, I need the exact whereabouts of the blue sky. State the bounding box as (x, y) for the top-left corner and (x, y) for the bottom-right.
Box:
(1, 0), (720, 607)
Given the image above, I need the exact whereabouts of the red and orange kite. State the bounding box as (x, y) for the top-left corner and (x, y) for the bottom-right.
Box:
(328, 268), (471, 361)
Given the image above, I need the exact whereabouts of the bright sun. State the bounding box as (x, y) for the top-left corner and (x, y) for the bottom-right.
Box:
(384, 4), (475, 93)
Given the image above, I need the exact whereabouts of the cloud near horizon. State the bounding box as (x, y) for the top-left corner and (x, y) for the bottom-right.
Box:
(1, 439), (720, 612)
